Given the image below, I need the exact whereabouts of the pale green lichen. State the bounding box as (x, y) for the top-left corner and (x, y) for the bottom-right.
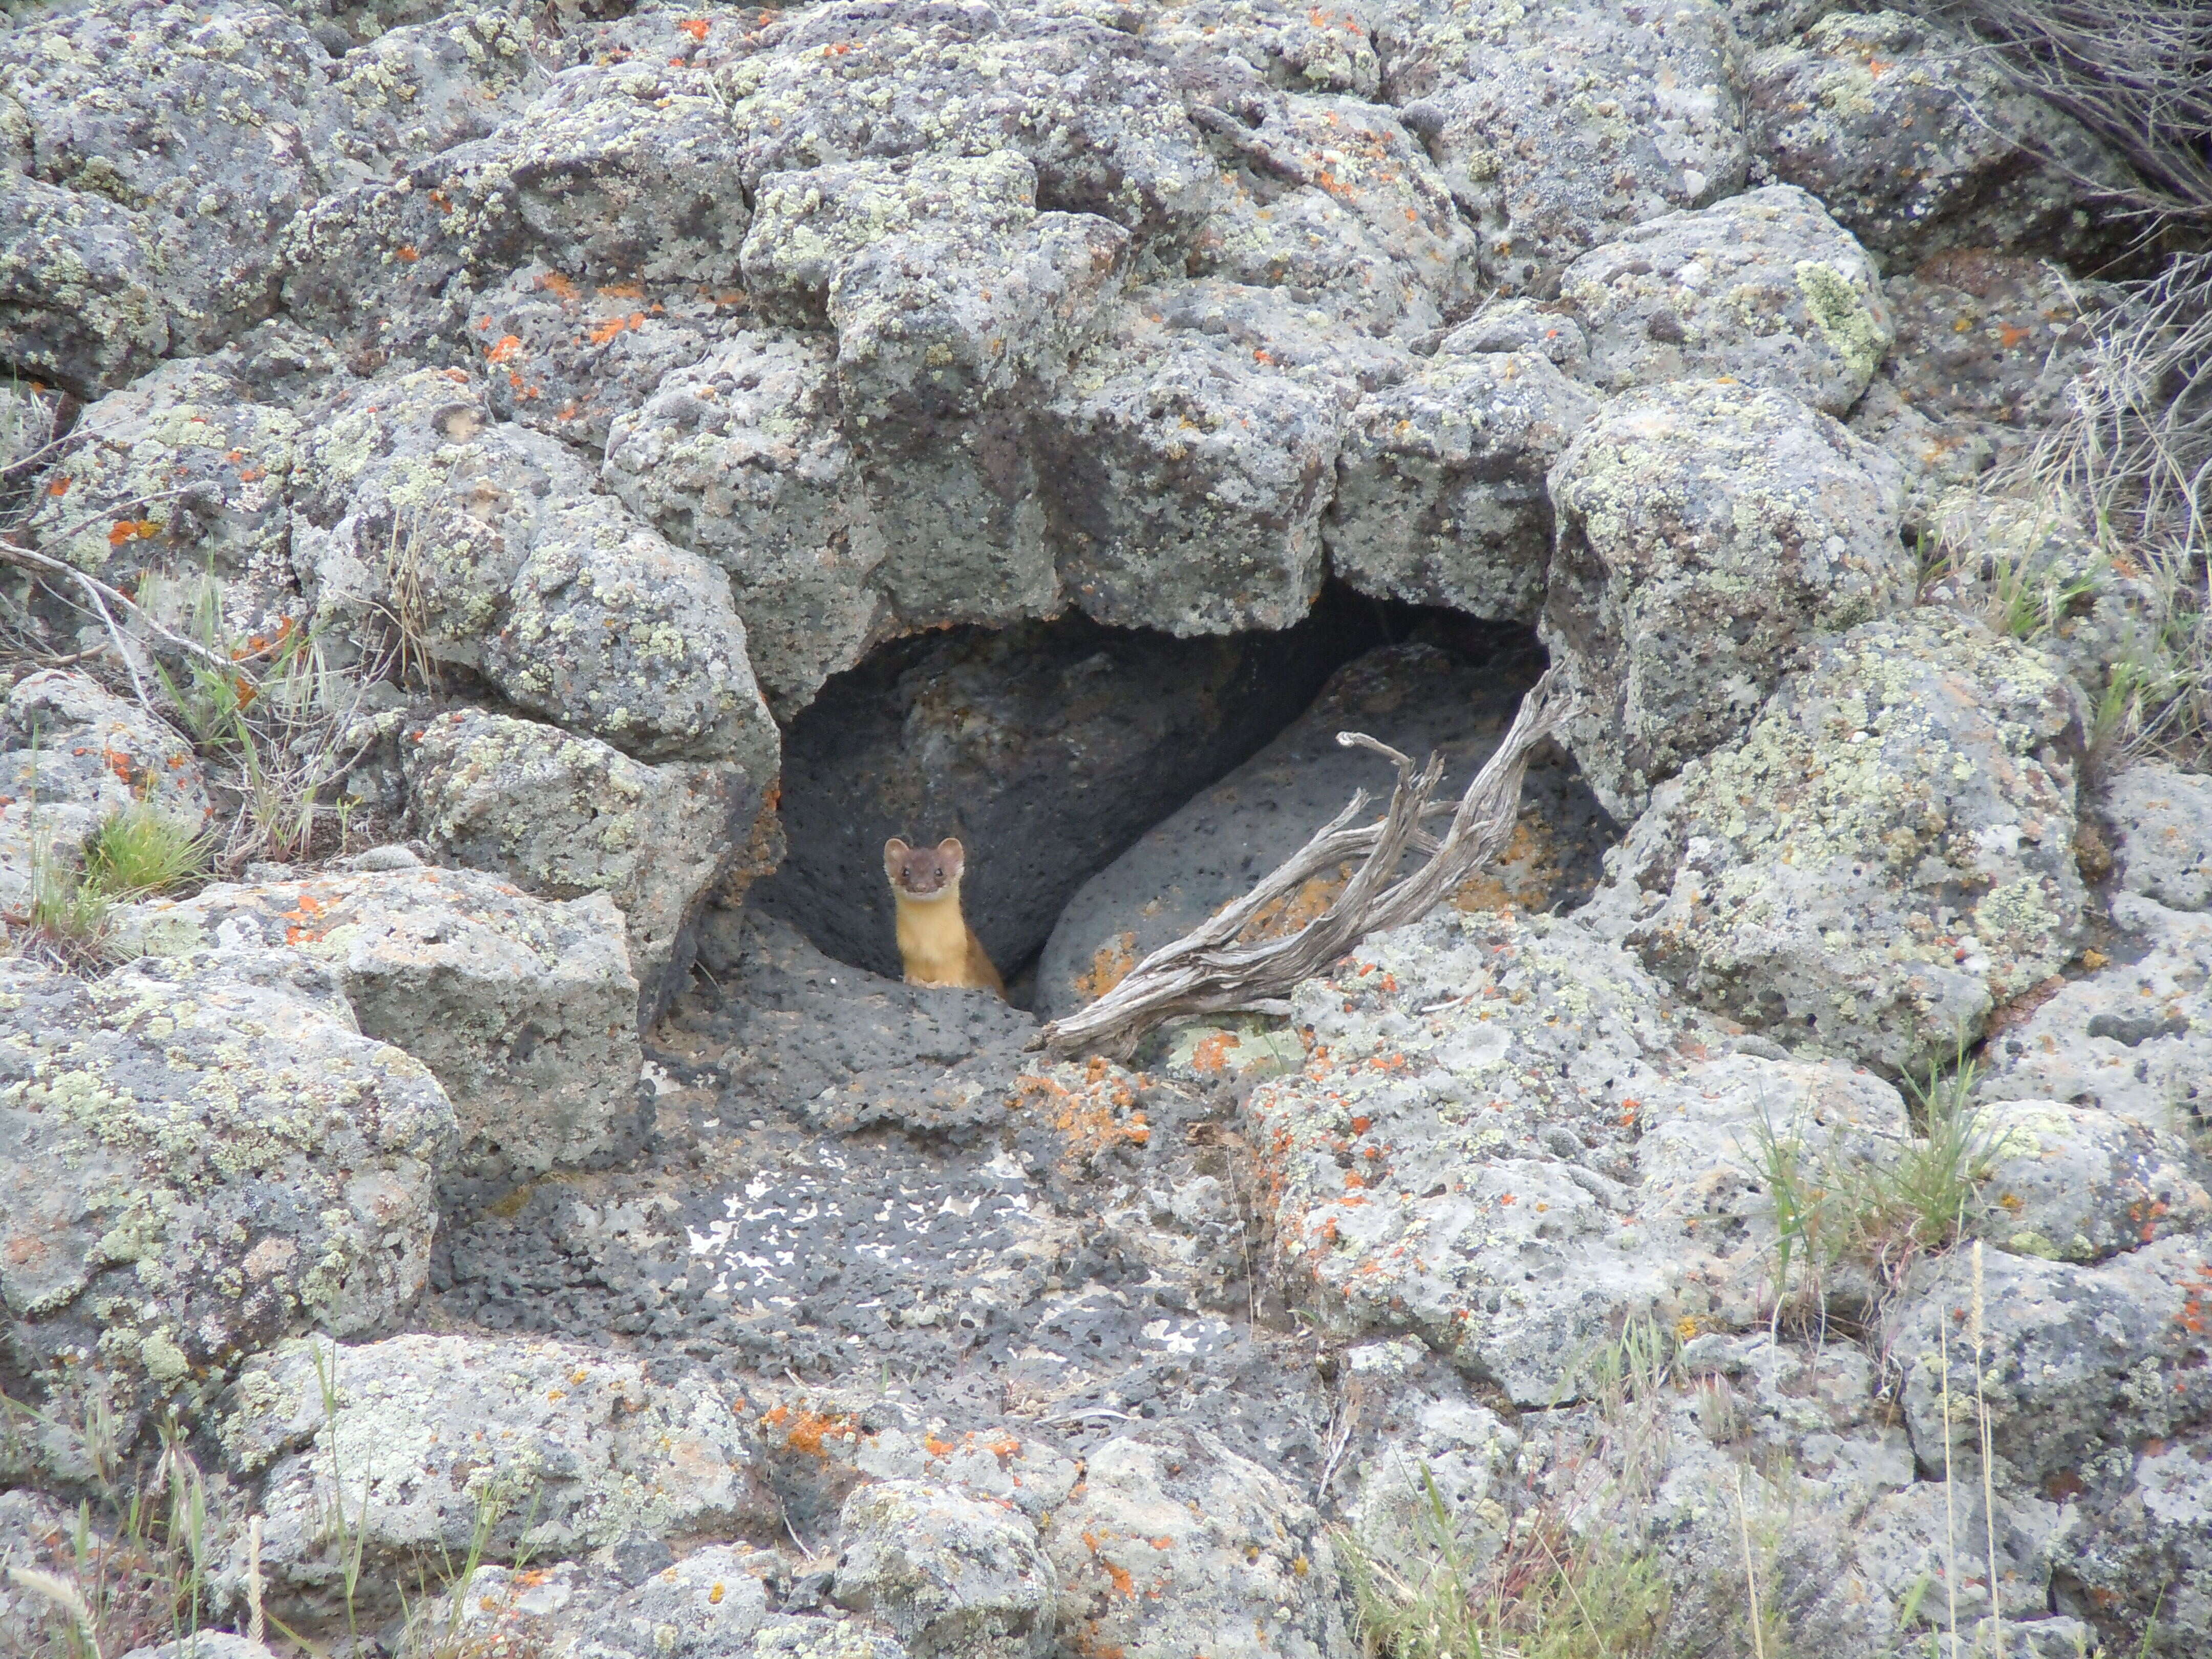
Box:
(1794, 259), (1886, 388)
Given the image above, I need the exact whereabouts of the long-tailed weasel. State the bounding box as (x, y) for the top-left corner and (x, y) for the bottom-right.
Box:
(883, 837), (1005, 996)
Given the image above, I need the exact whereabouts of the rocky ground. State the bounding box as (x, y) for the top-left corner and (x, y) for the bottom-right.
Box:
(2, 1), (2208, 1657)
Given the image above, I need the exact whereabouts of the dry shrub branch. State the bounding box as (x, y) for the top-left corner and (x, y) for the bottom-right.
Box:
(1916, 0), (2212, 225)
(1038, 669), (1569, 1060)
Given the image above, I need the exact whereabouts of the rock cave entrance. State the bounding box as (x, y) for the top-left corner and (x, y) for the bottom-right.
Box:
(748, 582), (1617, 1012)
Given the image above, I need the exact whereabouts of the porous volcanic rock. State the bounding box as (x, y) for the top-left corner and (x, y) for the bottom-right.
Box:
(1976, 894), (2212, 1140)
(216, 1332), (773, 1629)
(1743, 10), (2134, 262)
(1542, 379), (1911, 818)
(1036, 640), (1614, 1022)
(114, 860), (643, 1177)
(1, 951), (455, 1473)
(1586, 609), (2086, 1073)
(1326, 349), (1601, 622)
(0, 671), (212, 916)
(402, 709), (765, 1023)
(1379, 0), (1748, 295)
(1552, 185), (1894, 416)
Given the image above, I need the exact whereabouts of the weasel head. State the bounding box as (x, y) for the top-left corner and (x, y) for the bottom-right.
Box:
(884, 836), (965, 902)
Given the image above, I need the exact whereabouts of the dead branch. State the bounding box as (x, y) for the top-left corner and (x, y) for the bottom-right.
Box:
(0, 533), (243, 681)
(1036, 668), (1571, 1061)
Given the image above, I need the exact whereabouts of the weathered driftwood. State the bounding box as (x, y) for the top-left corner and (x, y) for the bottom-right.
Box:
(1036, 668), (1571, 1060)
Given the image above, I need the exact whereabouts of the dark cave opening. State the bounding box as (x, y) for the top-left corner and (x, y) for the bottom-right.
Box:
(749, 581), (1612, 1009)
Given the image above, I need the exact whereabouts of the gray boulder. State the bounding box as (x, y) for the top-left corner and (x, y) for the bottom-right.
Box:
(25, 358), (303, 637)
(1743, 10), (2136, 263)
(1543, 379), (1911, 818)
(1878, 250), (2112, 434)
(485, 493), (779, 773)
(0, 950), (455, 1472)
(435, 1548), (779, 1659)
(114, 864), (643, 1177)
(471, 263), (745, 451)
(1890, 1236), (2210, 1494)
(834, 1479), (1055, 1657)
(601, 330), (886, 715)
(1977, 894), (2211, 1140)
(2107, 763), (2212, 911)
(1038, 280), (1405, 636)
(282, 61), (755, 355)
(402, 709), (766, 1022)
(0, 3), (329, 381)
(1586, 609), (2086, 1074)
(1043, 1425), (1351, 1659)
(291, 369), (778, 773)
(1327, 349), (1600, 622)
(1381, 0), (1748, 295)
(0, 172), (172, 395)
(304, 5), (548, 192)
(721, 2), (1222, 244)
(217, 1333), (773, 1628)
(290, 369), (598, 673)
(1966, 1099), (2212, 1264)
(1244, 904), (1914, 1401)
(742, 150), (1131, 625)
(0, 671), (213, 916)
(1187, 92), (1479, 337)
(1036, 641), (1614, 1021)
(1554, 184), (1894, 416)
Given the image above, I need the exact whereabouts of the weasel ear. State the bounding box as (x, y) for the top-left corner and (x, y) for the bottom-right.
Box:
(883, 838), (909, 879)
(937, 837), (965, 877)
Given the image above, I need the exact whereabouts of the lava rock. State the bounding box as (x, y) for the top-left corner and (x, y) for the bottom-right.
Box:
(1586, 609), (2086, 1075)
(833, 1479), (1056, 1657)
(0, 950), (455, 1473)
(1036, 640), (1614, 1022)
(1044, 1423), (1352, 1659)
(0, 671), (212, 917)
(403, 709), (766, 1023)
(1976, 893), (2212, 1139)
(1743, 10), (2136, 263)
(114, 865), (643, 1178)
(753, 605), (1378, 982)
(1965, 1098), (2212, 1264)
(1327, 350), (1601, 622)
(217, 1333), (774, 1630)
(23, 358), (302, 638)
(2107, 764), (2212, 912)
(1554, 184), (1894, 416)
(687, 910), (1035, 1141)
(1244, 905), (1911, 1402)
(1542, 377), (1912, 819)
(1381, 0), (1748, 295)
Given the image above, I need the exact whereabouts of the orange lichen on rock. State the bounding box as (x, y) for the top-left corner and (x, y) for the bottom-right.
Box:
(1078, 931), (1137, 1001)
(1450, 817), (1561, 914)
(759, 1403), (860, 1458)
(1015, 1061), (1151, 1167)
(1239, 863), (1353, 944)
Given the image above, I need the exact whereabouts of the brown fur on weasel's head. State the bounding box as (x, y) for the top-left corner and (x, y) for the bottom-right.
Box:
(883, 837), (1004, 995)
(884, 836), (965, 900)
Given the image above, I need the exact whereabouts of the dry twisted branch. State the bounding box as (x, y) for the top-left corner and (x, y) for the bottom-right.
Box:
(1037, 668), (1571, 1060)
